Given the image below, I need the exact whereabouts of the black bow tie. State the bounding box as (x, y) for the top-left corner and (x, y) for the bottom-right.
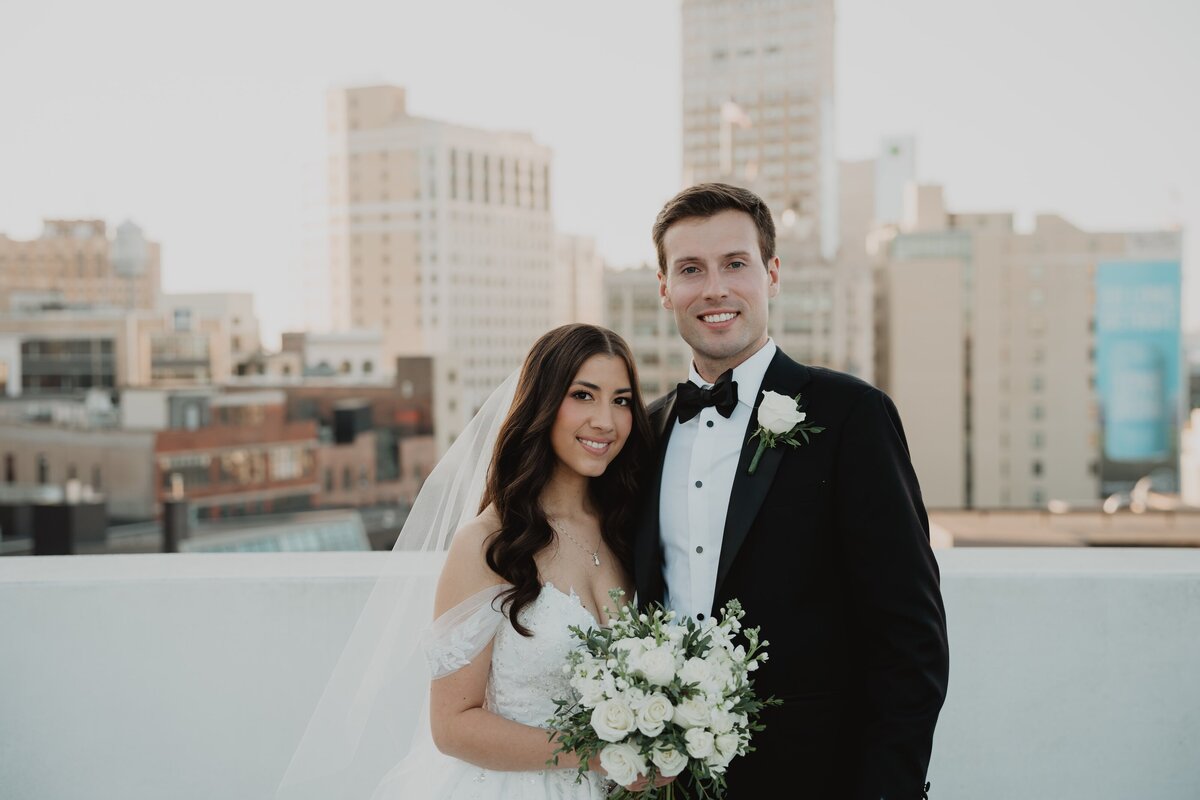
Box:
(675, 369), (738, 423)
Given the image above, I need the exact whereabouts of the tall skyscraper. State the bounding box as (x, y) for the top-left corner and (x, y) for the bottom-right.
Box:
(676, 0), (848, 377)
(326, 86), (555, 451)
(681, 0), (838, 262)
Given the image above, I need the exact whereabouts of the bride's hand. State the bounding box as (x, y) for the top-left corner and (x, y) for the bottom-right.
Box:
(628, 772), (676, 791)
(589, 757), (676, 792)
(623, 772), (677, 792)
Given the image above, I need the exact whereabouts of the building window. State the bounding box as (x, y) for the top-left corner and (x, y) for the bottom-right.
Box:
(343, 466), (353, 491)
(340, 360), (352, 374)
(363, 360), (374, 374)
(324, 468), (334, 493)
(4, 453), (14, 484)
(1032, 460), (1043, 477)
(37, 454), (49, 485)
(92, 464), (102, 491)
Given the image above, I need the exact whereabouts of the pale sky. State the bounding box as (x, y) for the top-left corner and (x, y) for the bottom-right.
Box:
(2, 0), (1197, 346)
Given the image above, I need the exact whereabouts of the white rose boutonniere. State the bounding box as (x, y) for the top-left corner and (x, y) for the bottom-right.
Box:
(748, 390), (825, 474)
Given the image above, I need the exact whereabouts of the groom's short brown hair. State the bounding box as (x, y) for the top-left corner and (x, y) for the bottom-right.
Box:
(652, 182), (776, 273)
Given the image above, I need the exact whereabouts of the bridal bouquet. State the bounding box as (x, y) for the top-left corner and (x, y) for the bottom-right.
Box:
(547, 591), (777, 799)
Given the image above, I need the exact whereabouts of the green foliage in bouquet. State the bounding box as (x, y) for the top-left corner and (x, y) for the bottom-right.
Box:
(547, 590), (780, 799)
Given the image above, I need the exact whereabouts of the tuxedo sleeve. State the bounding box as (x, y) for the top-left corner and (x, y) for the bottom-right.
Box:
(833, 387), (949, 799)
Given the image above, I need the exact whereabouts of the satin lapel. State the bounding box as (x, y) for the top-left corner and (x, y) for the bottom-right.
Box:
(635, 391), (678, 607)
(715, 351), (812, 594)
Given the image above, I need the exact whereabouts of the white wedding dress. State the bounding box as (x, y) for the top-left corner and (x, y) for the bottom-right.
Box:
(369, 582), (612, 800)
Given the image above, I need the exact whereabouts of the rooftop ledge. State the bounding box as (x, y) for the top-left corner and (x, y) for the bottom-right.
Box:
(2, 549), (1198, 800)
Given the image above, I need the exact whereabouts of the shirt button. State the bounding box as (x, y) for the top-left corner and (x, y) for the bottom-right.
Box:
(696, 545), (704, 554)
(706, 420), (714, 428)
(695, 480), (703, 488)
(697, 612), (706, 621)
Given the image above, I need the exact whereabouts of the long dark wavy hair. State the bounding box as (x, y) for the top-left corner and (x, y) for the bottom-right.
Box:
(479, 324), (653, 636)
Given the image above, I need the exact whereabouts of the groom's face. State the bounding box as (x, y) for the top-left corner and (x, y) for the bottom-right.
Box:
(658, 209), (780, 378)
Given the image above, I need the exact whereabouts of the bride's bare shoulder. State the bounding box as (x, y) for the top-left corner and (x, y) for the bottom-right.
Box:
(436, 505), (506, 613)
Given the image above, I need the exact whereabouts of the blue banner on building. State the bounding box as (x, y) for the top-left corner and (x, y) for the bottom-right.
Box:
(1095, 260), (1183, 464)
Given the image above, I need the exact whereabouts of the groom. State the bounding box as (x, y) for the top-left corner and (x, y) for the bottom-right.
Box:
(634, 183), (950, 799)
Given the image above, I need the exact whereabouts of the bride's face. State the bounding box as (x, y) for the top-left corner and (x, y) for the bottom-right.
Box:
(550, 354), (635, 479)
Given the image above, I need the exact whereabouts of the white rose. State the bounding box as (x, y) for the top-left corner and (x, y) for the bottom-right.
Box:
(590, 698), (636, 742)
(599, 742), (647, 787)
(678, 656), (711, 689)
(684, 727), (715, 759)
(636, 693), (674, 737)
(757, 390), (805, 435)
(636, 645), (677, 687)
(672, 697), (710, 729)
(709, 708), (735, 734)
(711, 732), (740, 767)
(612, 637), (646, 669)
(650, 744), (689, 778)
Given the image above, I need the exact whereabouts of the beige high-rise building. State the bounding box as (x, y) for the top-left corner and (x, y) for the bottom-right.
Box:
(874, 184), (1182, 509)
(326, 85), (554, 452)
(681, 0), (838, 261)
(0, 220), (160, 312)
(679, 0), (848, 373)
(553, 233), (605, 328)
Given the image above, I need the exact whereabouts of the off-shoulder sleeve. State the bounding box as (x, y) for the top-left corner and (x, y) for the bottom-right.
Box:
(421, 583), (509, 679)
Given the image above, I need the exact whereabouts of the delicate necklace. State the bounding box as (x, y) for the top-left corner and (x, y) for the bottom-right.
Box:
(546, 516), (601, 567)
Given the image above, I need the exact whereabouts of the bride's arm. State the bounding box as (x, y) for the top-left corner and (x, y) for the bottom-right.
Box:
(429, 641), (590, 772)
(427, 511), (594, 773)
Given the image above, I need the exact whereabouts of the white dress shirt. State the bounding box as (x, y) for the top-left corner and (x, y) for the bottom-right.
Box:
(659, 339), (777, 622)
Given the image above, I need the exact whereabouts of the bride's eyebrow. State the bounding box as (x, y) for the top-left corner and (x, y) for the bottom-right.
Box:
(572, 381), (633, 394)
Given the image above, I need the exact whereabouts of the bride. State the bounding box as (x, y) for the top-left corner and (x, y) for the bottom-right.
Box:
(365, 323), (672, 798)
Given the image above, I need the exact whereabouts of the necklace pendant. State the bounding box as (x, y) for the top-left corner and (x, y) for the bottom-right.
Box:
(592, 553), (601, 567)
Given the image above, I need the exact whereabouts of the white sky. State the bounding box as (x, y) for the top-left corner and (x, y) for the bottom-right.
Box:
(2, 0), (1198, 347)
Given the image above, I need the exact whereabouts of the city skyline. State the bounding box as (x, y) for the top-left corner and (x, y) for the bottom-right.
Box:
(2, 0), (1197, 347)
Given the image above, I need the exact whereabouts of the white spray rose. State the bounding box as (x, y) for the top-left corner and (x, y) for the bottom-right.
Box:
(757, 390), (805, 435)
(599, 742), (647, 787)
(673, 697), (711, 729)
(650, 744), (689, 778)
(684, 727), (716, 759)
(636, 693), (674, 737)
(612, 637), (646, 671)
(636, 645), (677, 687)
(590, 698), (636, 742)
(572, 676), (606, 708)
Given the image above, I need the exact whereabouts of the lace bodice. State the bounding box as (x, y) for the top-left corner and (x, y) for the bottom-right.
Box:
(487, 583), (597, 726)
(423, 582), (598, 727)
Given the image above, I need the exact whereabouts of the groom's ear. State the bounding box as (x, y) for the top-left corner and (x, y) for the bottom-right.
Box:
(658, 270), (673, 310)
(766, 256), (781, 299)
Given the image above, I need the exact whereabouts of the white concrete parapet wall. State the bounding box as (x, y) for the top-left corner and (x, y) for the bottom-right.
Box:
(1, 549), (1198, 799)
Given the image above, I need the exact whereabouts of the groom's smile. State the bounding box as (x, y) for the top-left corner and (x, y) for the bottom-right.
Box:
(658, 209), (780, 381)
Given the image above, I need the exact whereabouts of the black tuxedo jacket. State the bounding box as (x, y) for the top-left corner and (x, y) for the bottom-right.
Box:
(634, 349), (949, 800)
